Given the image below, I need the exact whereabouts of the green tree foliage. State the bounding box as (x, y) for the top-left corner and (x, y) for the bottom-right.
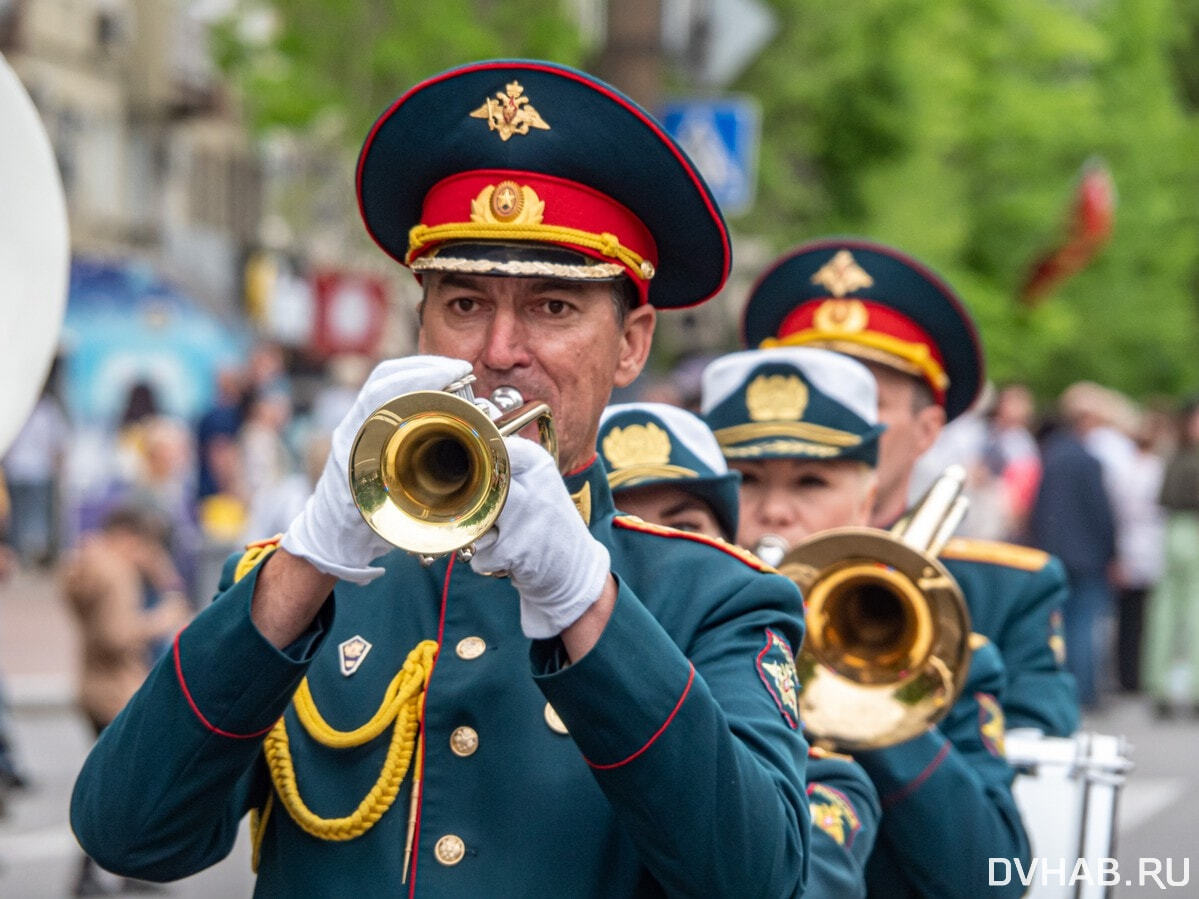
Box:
(738, 0), (1199, 400)
(213, 0), (584, 142)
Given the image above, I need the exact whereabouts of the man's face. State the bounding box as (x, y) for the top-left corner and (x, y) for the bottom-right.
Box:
(868, 363), (945, 525)
(613, 483), (725, 540)
(732, 457), (875, 552)
(419, 273), (655, 473)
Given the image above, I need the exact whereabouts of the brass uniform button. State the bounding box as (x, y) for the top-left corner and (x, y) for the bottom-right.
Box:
(544, 702), (568, 735)
(435, 834), (466, 866)
(450, 726), (479, 757)
(456, 636), (486, 660)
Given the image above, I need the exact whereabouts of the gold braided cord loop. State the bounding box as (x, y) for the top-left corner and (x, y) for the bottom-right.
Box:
(407, 222), (653, 280)
(249, 793), (274, 872)
(263, 640), (438, 842)
(233, 537), (281, 583)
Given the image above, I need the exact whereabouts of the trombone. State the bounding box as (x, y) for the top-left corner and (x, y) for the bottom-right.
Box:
(349, 374), (556, 564)
(773, 466), (974, 751)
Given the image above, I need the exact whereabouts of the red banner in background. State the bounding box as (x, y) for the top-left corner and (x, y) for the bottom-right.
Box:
(1019, 160), (1116, 306)
(310, 270), (388, 358)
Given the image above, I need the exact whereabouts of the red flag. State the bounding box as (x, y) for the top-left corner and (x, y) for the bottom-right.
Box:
(1019, 160), (1116, 306)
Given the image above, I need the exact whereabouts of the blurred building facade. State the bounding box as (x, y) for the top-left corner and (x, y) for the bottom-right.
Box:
(1, 0), (260, 312)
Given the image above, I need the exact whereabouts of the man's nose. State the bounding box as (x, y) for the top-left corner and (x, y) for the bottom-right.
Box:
(479, 307), (531, 371)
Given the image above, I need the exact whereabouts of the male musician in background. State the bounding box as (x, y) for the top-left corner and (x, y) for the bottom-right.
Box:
(701, 346), (1030, 897)
(740, 238), (1079, 738)
(598, 400), (883, 898)
(70, 61), (813, 895)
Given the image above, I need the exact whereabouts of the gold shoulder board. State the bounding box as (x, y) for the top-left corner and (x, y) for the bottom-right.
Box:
(941, 537), (1049, 572)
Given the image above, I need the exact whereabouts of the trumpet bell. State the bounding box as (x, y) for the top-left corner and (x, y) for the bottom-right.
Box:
(779, 526), (972, 751)
(350, 390), (510, 556)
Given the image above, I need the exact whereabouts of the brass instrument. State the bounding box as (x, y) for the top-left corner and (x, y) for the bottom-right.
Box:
(776, 466), (973, 751)
(349, 375), (556, 563)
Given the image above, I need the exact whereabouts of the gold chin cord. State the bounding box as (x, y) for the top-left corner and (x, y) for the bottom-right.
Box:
(776, 465), (974, 752)
(348, 375), (557, 564)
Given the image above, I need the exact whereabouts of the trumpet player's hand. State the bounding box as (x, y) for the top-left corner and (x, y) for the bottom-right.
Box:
(282, 355), (474, 585)
(469, 437), (611, 639)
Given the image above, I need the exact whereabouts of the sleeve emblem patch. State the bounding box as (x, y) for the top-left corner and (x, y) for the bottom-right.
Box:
(807, 782), (861, 847)
(977, 691), (1005, 757)
(756, 628), (801, 729)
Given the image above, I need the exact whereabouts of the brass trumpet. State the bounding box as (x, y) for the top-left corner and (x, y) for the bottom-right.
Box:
(776, 466), (973, 751)
(349, 375), (556, 563)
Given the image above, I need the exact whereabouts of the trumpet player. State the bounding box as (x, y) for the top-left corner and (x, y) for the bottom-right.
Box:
(741, 238), (1078, 740)
(701, 347), (1030, 896)
(598, 401), (883, 898)
(70, 61), (815, 896)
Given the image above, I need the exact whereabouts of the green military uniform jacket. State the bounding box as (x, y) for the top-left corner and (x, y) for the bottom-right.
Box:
(941, 538), (1079, 736)
(860, 638), (1029, 898)
(71, 460), (812, 897)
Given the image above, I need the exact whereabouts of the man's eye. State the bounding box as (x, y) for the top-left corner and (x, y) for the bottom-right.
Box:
(543, 299), (570, 315)
(450, 297), (477, 313)
(667, 517), (702, 533)
(739, 471), (760, 485)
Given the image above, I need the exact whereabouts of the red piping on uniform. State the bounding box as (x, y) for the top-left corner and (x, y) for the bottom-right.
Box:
(173, 631), (276, 740)
(612, 517), (768, 571)
(565, 453), (597, 478)
(407, 554), (454, 895)
(880, 741), (949, 809)
(355, 61), (731, 307)
(586, 662), (695, 770)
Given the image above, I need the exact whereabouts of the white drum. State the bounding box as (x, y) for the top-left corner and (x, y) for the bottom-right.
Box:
(1004, 731), (1134, 899)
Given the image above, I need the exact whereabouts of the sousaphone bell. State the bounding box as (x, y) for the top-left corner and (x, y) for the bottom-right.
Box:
(775, 466), (974, 751)
(349, 375), (556, 563)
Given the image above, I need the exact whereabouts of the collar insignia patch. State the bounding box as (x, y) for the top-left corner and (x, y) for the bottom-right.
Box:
(810, 249), (873, 297)
(338, 635), (373, 677)
(756, 628), (801, 729)
(808, 782), (862, 847)
(469, 81), (551, 141)
(570, 481), (592, 526)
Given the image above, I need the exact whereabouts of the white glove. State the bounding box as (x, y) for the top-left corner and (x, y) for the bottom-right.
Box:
(282, 355), (474, 584)
(469, 437), (611, 639)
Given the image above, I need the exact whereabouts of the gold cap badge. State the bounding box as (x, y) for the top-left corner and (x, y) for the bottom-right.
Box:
(811, 249), (874, 297)
(470, 182), (545, 226)
(601, 422), (673, 470)
(746, 374), (809, 422)
(338, 635), (372, 677)
(812, 298), (869, 334)
(469, 81), (550, 141)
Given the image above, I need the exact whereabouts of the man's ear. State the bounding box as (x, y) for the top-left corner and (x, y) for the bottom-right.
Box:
(614, 304), (655, 388)
(913, 403), (947, 456)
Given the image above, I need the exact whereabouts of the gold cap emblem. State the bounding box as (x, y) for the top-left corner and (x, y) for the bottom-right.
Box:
(601, 422), (673, 470)
(746, 374), (809, 422)
(470, 182), (545, 225)
(810, 249), (874, 297)
(812, 299), (869, 335)
(469, 80), (551, 141)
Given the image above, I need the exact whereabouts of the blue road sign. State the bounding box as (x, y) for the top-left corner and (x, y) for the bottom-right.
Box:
(660, 96), (761, 217)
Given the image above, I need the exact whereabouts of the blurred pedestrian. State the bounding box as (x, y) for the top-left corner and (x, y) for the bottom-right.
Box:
(1109, 409), (1169, 693)
(1143, 399), (1199, 717)
(986, 383), (1043, 540)
(2, 386), (69, 567)
(1030, 382), (1118, 711)
(61, 503), (192, 895)
(195, 364), (245, 501)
